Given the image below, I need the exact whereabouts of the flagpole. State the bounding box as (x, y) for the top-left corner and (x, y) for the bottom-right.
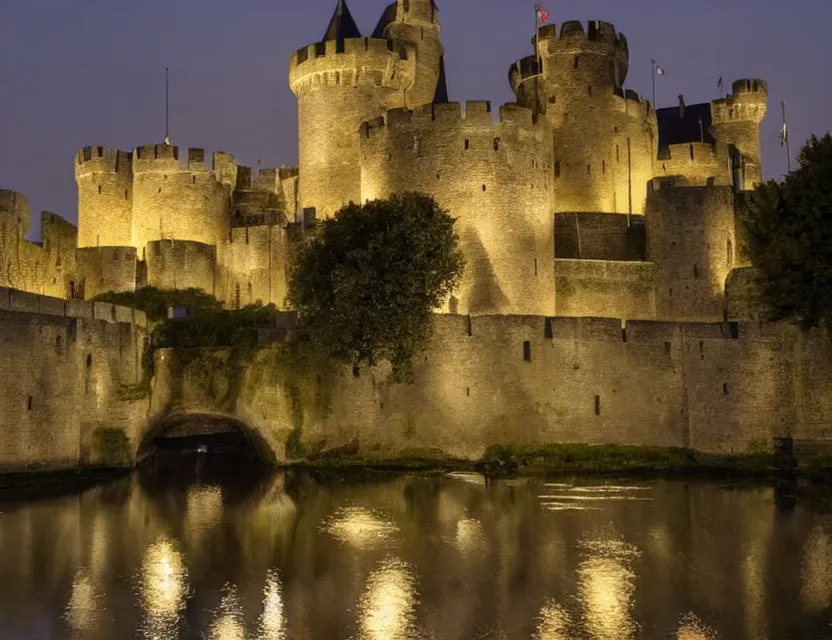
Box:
(534, 5), (539, 118)
(782, 101), (791, 173)
(165, 67), (170, 145)
(651, 59), (656, 107)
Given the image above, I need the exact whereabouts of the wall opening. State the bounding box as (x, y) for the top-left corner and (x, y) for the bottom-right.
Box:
(664, 341), (671, 357)
(26, 396), (32, 411)
(466, 387), (470, 397)
(622, 327), (627, 343)
(534, 258), (538, 276)
(594, 395), (601, 415)
(554, 161), (561, 178)
(352, 365), (360, 378)
(544, 318), (553, 339)
(466, 315), (473, 337)
(693, 264), (700, 278)
(699, 341), (704, 359)
(523, 341), (532, 362)
(464, 139), (470, 150)
(574, 56), (579, 69)
(86, 354), (93, 369)
(97, 185), (102, 194)
(723, 383), (729, 395)
(493, 138), (500, 151)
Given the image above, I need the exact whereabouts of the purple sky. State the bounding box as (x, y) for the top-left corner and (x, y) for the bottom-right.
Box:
(0, 0), (828, 239)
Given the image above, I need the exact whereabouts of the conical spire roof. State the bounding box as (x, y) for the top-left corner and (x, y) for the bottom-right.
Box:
(433, 56), (449, 104)
(322, 0), (362, 43)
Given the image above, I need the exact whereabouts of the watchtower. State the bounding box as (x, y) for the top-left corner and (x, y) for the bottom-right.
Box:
(74, 147), (133, 248)
(710, 79), (768, 189)
(289, 0), (413, 219)
(375, 0), (444, 109)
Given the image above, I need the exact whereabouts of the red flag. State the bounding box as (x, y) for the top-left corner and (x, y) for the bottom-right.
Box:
(536, 4), (549, 22)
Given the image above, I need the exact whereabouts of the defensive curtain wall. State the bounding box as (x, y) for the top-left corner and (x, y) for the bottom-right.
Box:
(360, 101), (555, 317)
(0, 288), (148, 472)
(3, 285), (830, 473)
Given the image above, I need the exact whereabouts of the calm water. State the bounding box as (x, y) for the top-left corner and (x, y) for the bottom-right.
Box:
(0, 460), (831, 639)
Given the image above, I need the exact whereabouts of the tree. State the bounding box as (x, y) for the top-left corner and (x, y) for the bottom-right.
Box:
(741, 133), (832, 328)
(288, 192), (465, 379)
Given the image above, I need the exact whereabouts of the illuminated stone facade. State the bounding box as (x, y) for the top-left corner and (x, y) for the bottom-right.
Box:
(1, 1), (769, 322)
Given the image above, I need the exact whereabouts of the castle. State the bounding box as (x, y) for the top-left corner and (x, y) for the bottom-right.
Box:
(0, 0), (769, 324)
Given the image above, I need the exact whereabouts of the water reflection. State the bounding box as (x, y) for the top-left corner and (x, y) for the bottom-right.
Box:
(138, 536), (189, 639)
(209, 584), (246, 640)
(577, 535), (640, 640)
(357, 557), (418, 640)
(66, 570), (101, 634)
(0, 470), (829, 639)
(323, 505), (399, 548)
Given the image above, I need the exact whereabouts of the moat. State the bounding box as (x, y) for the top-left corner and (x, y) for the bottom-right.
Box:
(0, 456), (830, 640)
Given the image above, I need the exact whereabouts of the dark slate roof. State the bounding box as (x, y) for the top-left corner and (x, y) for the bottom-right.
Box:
(433, 56), (449, 103)
(372, 2), (398, 38)
(656, 102), (714, 153)
(323, 0), (362, 43)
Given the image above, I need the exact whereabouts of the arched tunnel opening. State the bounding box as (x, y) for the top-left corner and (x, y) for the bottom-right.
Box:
(138, 414), (274, 477)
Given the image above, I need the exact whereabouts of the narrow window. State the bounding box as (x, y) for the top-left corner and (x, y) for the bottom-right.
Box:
(466, 316), (473, 336)
(699, 341), (704, 359)
(86, 354), (93, 368)
(554, 161), (561, 178)
(574, 56), (579, 69)
(588, 85), (592, 97)
(622, 328), (628, 343)
(482, 184), (486, 192)
(614, 126), (619, 133)
(466, 387), (470, 397)
(587, 164), (591, 175)
(493, 138), (500, 151)
(464, 139), (470, 150)
(27, 396), (33, 411)
(523, 341), (532, 362)
(594, 395), (601, 415)
(693, 264), (699, 278)
(602, 160), (606, 175)
(192, 175), (196, 184)
(352, 365), (360, 378)
(124, 190), (128, 199)
(534, 258), (538, 276)
(616, 145), (620, 162)
(669, 288), (673, 298)
(97, 185), (102, 194)
(723, 383), (729, 395)
(664, 341), (671, 357)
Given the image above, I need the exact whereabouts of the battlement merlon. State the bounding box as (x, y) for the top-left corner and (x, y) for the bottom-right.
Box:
(360, 101), (548, 137)
(130, 144), (237, 177)
(288, 37), (412, 95)
(74, 147), (133, 180)
(537, 20), (628, 50)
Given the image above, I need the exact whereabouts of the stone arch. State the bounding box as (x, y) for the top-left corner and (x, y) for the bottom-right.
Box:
(137, 412), (278, 465)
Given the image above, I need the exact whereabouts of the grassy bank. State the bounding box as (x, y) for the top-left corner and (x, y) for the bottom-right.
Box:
(290, 443), (832, 483)
(0, 467), (131, 497)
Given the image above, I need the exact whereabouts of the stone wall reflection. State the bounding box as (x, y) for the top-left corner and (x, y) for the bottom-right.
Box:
(0, 471), (829, 639)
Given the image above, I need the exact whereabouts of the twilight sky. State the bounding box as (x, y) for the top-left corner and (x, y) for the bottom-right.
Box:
(0, 0), (828, 239)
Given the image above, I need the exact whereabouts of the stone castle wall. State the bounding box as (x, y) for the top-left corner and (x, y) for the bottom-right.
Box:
(554, 212), (646, 260)
(223, 225), (289, 309)
(360, 102), (554, 316)
(145, 240), (218, 296)
(74, 147), (133, 248)
(75, 246), (138, 301)
(151, 314), (832, 465)
(657, 142), (734, 187)
(0, 192), (78, 298)
(0, 288), (148, 472)
(555, 259), (656, 320)
(646, 182), (737, 322)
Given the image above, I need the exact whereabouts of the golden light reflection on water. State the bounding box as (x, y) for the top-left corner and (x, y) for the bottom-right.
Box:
(454, 518), (487, 556)
(257, 569), (286, 640)
(533, 599), (573, 640)
(577, 536), (641, 640)
(323, 506), (399, 548)
(66, 570), (101, 633)
(676, 612), (719, 639)
(138, 536), (189, 639)
(801, 523), (832, 611)
(357, 557), (418, 640)
(209, 584), (246, 640)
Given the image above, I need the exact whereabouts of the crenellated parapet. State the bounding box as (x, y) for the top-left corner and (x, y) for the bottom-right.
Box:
(74, 147), (133, 248)
(289, 37), (411, 96)
(74, 147), (132, 181)
(657, 141), (734, 187)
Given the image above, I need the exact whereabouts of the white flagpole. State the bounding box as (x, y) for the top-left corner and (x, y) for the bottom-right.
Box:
(782, 101), (791, 173)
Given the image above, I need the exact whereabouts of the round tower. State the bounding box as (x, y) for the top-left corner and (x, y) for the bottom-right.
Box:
(710, 79), (768, 189)
(510, 21), (657, 214)
(131, 144), (233, 255)
(646, 181), (737, 322)
(74, 146), (133, 248)
(289, 0), (414, 219)
(360, 101), (554, 316)
(375, 0), (443, 108)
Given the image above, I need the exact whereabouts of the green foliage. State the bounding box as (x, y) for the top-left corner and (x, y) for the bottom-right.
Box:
(740, 133), (832, 328)
(93, 287), (222, 323)
(288, 192), (465, 380)
(91, 428), (132, 468)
